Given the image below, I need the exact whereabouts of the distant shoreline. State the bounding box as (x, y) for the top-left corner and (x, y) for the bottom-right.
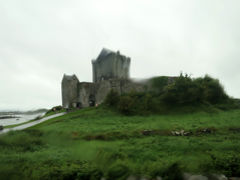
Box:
(0, 109), (48, 116)
(0, 116), (21, 120)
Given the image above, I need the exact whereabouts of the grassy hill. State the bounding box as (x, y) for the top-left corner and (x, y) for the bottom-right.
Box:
(0, 106), (240, 179)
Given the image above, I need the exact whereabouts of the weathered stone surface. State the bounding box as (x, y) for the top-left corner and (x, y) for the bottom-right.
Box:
(139, 177), (149, 180)
(61, 48), (176, 109)
(183, 173), (192, 180)
(188, 175), (208, 180)
(78, 82), (95, 107)
(209, 174), (228, 180)
(127, 175), (138, 180)
(92, 48), (130, 83)
(61, 74), (79, 108)
(171, 130), (192, 136)
(126, 176), (151, 180)
(156, 176), (163, 180)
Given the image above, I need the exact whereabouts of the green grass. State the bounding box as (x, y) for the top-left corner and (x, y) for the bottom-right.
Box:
(0, 106), (240, 179)
(44, 109), (66, 117)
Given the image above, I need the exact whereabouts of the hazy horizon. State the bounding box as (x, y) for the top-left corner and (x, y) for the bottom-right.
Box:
(1, 0), (240, 110)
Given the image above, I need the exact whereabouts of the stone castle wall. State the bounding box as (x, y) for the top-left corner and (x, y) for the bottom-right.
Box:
(61, 75), (79, 108)
(62, 75), (176, 109)
(61, 48), (171, 109)
(92, 49), (130, 83)
(77, 82), (95, 108)
(77, 79), (148, 107)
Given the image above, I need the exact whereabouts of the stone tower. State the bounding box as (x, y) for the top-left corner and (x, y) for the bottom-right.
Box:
(61, 74), (79, 108)
(92, 48), (131, 83)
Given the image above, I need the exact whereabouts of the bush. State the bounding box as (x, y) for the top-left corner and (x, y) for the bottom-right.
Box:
(162, 163), (183, 180)
(117, 92), (157, 115)
(104, 89), (120, 107)
(107, 162), (130, 180)
(209, 154), (240, 177)
(0, 130), (44, 152)
(161, 74), (229, 106)
(46, 106), (63, 114)
(150, 76), (169, 94)
(104, 73), (233, 115)
(161, 74), (199, 105)
(197, 75), (228, 104)
(117, 95), (135, 115)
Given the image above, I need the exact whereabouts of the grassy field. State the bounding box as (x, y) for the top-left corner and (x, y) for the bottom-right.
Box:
(0, 106), (240, 179)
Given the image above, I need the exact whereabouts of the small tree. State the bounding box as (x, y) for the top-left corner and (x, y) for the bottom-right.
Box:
(150, 76), (169, 94)
(117, 95), (135, 115)
(104, 89), (120, 107)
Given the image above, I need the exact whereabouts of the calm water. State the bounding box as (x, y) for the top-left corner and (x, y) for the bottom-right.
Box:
(0, 113), (66, 135)
(0, 113), (45, 126)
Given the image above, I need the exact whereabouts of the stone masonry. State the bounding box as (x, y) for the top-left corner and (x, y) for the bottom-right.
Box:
(62, 48), (164, 108)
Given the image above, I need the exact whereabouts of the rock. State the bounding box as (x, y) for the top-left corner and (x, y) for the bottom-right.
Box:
(175, 131), (180, 136)
(172, 130), (192, 136)
(188, 175), (208, 180)
(0, 125), (3, 131)
(156, 176), (162, 180)
(142, 130), (152, 136)
(140, 177), (149, 180)
(127, 175), (138, 180)
(180, 130), (185, 136)
(183, 173), (192, 180)
(184, 131), (192, 136)
(202, 129), (211, 134)
(196, 128), (215, 135)
(209, 174), (228, 180)
(126, 175), (149, 180)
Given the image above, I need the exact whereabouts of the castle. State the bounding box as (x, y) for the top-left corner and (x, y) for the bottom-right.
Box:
(61, 48), (148, 109)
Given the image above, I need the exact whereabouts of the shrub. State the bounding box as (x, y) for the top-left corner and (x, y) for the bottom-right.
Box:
(161, 74), (229, 106)
(116, 92), (157, 115)
(150, 76), (169, 94)
(104, 73), (233, 115)
(162, 163), (183, 180)
(198, 75), (228, 104)
(104, 89), (120, 107)
(107, 162), (130, 180)
(0, 130), (44, 152)
(117, 95), (135, 115)
(46, 105), (63, 114)
(209, 154), (240, 177)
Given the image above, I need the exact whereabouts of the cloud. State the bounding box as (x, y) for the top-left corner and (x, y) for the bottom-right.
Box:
(0, 0), (240, 110)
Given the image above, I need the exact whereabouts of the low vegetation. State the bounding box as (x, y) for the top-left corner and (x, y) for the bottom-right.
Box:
(0, 106), (240, 179)
(104, 74), (239, 115)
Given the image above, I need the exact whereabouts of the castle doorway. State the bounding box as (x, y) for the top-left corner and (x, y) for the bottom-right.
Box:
(76, 102), (82, 108)
(89, 95), (96, 107)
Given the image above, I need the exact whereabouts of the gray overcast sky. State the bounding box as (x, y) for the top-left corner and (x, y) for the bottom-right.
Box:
(0, 0), (240, 110)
